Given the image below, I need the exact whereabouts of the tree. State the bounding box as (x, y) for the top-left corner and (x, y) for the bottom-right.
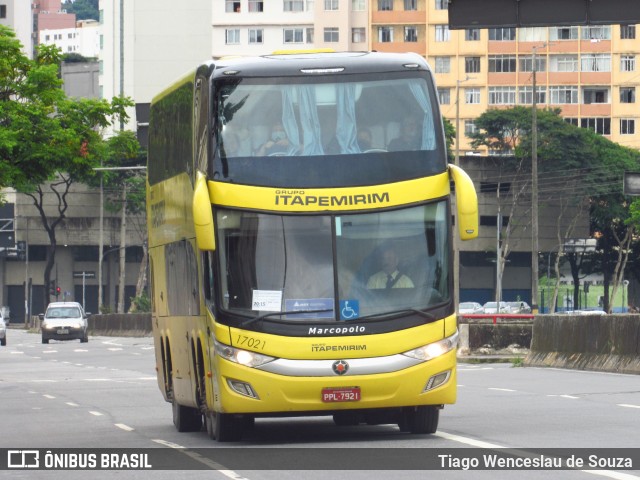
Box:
(589, 134), (640, 312)
(97, 131), (147, 313)
(0, 25), (131, 309)
(469, 107), (597, 307)
(62, 0), (99, 21)
(442, 116), (455, 162)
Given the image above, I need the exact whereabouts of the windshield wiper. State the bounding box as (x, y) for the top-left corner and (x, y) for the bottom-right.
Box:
(242, 309), (334, 328)
(359, 308), (436, 322)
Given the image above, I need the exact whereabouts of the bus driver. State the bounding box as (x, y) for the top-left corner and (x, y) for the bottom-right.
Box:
(366, 245), (414, 289)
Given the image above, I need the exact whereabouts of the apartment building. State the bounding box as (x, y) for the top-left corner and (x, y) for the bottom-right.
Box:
(0, 0), (33, 57)
(212, 0), (368, 58)
(371, 0), (640, 154)
(98, 0), (212, 135)
(40, 19), (100, 58)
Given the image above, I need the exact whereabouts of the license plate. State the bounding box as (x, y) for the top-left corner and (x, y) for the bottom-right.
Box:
(321, 387), (361, 402)
(57, 328), (69, 334)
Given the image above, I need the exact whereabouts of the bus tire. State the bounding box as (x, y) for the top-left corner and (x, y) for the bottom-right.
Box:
(402, 406), (439, 434)
(172, 398), (202, 432)
(206, 411), (243, 442)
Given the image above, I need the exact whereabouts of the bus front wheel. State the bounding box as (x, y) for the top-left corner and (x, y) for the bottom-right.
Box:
(205, 411), (243, 442)
(399, 406), (439, 434)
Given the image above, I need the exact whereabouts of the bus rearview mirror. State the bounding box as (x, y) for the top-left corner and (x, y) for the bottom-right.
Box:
(448, 164), (479, 241)
(193, 172), (216, 251)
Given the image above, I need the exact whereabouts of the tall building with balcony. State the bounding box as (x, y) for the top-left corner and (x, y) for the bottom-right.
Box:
(212, 0), (368, 58)
(0, 0), (33, 57)
(370, 0), (640, 155)
(98, 0), (212, 135)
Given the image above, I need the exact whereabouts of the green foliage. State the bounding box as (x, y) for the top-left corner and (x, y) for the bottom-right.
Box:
(63, 0), (99, 21)
(62, 53), (93, 63)
(1, 24), (134, 309)
(442, 116), (455, 162)
(95, 130), (146, 215)
(0, 25), (132, 192)
(511, 357), (524, 368)
(129, 292), (151, 313)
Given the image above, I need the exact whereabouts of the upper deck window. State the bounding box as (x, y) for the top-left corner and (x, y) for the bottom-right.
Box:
(212, 70), (446, 188)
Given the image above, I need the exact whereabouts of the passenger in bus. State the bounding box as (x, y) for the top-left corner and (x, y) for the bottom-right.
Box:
(256, 122), (290, 156)
(366, 245), (414, 289)
(357, 128), (373, 151)
(387, 117), (421, 151)
(326, 127), (373, 154)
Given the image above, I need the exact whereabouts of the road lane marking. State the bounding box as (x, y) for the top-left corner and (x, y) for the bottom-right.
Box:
(151, 439), (249, 479)
(74, 349), (88, 352)
(115, 424), (134, 431)
(618, 404), (640, 409)
(66, 402), (79, 407)
(10, 351), (24, 354)
(108, 348), (123, 351)
(437, 431), (640, 480)
(488, 388), (516, 392)
(89, 411), (103, 416)
(43, 394), (56, 399)
(560, 394), (580, 399)
(43, 350), (57, 354)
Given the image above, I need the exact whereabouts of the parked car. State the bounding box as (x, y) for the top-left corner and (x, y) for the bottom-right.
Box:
(40, 302), (89, 344)
(507, 301), (532, 314)
(458, 302), (484, 314)
(0, 310), (6, 346)
(482, 301), (511, 314)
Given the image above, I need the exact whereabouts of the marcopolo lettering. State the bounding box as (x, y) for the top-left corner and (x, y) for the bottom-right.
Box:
(275, 192), (390, 207)
(308, 326), (366, 335)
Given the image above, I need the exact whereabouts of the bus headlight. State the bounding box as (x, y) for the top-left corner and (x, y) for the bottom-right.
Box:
(402, 331), (459, 362)
(214, 339), (275, 368)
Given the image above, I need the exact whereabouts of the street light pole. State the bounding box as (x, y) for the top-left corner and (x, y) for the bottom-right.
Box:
(531, 44), (542, 314)
(92, 166), (146, 313)
(454, 76), (470, 310)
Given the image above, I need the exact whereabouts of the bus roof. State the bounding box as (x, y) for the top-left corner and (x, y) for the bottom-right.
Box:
(151, 51), (432, 108)
(208, 51), (431, 79)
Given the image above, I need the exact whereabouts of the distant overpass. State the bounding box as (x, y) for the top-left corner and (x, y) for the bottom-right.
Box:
(448, 0), (640, 29)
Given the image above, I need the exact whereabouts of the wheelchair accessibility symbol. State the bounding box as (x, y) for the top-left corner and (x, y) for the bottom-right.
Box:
(340, 300), (359, 320)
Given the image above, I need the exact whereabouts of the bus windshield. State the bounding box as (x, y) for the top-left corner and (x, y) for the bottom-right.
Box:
(217, 202), (449, 323)
(213, 72), (446, 188)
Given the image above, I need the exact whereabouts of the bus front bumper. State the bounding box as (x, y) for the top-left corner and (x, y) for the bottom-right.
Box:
(212, 349), (457, 414)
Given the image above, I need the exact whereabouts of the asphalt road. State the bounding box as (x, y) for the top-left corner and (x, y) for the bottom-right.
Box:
(0, 329), (638, 480)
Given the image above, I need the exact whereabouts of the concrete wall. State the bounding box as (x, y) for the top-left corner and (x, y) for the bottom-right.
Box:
(88, 313), (151, 337)
(457, 319), (533, 355)
(525, 314), (640, 374)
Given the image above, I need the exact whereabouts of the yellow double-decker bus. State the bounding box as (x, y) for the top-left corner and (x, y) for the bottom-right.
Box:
(147, 51), (478, 441)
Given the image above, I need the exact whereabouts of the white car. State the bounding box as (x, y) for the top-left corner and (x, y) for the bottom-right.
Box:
(40, 302), (89, 344)
(508, 301), (532, 314)
(482, 301), (511, 314)
(458, 302), (484, 314)
(0, 311), (6, 346)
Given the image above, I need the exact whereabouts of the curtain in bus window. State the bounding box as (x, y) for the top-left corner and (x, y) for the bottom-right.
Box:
(335, 83), (360, 154)
(281, 89), (301, 156)
(408, 82), (436, 150)
(281, 86), (325, 156)
(297, 85), (324, 155)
